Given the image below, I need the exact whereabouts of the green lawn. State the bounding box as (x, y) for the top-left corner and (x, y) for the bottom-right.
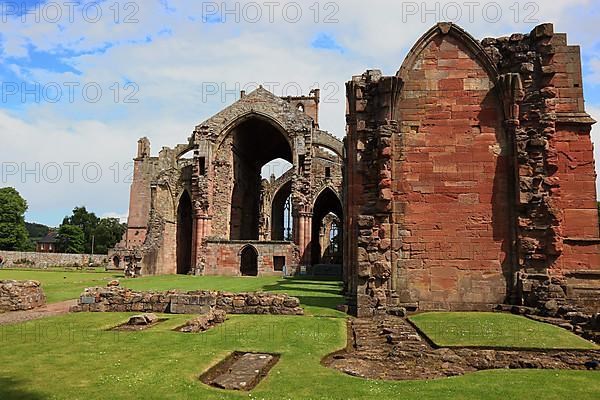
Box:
(0, 313), (598, 400)
(0, 269), (344, 315)
(0, 269), (117, 303)
(410, 312), (599, 350)
(0, 270), (599, 399)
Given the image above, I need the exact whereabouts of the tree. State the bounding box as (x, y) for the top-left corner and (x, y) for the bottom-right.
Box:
(25, 222), (50, 239)
(56, 224), (85, 254)
(93, 218), (126, 254)
(0, 187), (30, 251)
(25, 222), (51, 251)
(62, 207), (99, 253)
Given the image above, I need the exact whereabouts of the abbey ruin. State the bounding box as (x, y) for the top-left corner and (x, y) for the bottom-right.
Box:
(112, 88), (344, 278)
(112, 23), (600, 316)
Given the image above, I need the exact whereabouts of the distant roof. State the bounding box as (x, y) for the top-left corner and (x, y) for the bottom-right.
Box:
(37, 231), (58, 244)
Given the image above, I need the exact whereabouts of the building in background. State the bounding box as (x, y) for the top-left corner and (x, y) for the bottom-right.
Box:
(36, 231), (58, 253)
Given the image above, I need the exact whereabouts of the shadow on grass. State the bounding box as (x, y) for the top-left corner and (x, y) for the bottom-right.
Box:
(0, 377), (46, 400)
(261, 277), (344, 311)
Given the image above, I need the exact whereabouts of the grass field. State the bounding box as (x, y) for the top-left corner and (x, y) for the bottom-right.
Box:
(410, 312), (599, 350)
(0, 269), (116, 303)
(0, 269), (599, 399)
(0, 269), (344, 315)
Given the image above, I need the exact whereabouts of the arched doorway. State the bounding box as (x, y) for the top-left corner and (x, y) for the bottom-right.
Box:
(228, 117), (293, 240)
(311, 188), (343, 267)
(240, 245), (258, 276)
(176, 191), (193, 275)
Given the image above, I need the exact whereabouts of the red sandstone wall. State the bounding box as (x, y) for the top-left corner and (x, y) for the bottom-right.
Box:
(393, 35), (511, 309)
(548, 34), (600, 272)
(551, 124), (600, 271)
(125, 158), (154, 247)
(202, 241), (297, 276)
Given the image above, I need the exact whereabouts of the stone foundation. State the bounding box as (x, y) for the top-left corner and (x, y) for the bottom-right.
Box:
(0, 280), (46, 312)
(517, 270), (600, 314)
(324, 316), (600, 381)
(71, 286), (304, 315)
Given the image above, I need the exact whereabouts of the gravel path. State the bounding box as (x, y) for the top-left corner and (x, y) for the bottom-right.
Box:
(0, 300), (77, 325)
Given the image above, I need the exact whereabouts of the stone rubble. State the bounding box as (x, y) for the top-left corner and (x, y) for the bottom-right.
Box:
(0, 280), (46, 312)
(127, 313), (159, 326)
(178, 309), (227, 333)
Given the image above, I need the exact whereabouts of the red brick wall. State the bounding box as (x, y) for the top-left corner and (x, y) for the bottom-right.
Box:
(393, 34), (511, 309)
(125, 158), (153, 246)
(202, 241), (297, 276)
(547, 34), (600, 272)
(551, 126), (600, 270)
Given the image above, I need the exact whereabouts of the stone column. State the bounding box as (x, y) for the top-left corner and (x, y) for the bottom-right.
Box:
(193, 212), (211, 273)
(295, 212), (312, 266)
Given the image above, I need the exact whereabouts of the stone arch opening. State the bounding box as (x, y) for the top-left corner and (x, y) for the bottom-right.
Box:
(311, 187), (343, 267)
(240, 245), (259, 276)
(320, 213), (341, 264)
(112, 256), (120, 269)
(229, 117), (293, 241)
(176, 190), (193, 275)
(262, 158), (293, 180)
(271, 181), (293, 241)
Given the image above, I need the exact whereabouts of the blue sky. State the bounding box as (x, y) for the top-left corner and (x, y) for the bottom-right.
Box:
(0, 0), (599, 226)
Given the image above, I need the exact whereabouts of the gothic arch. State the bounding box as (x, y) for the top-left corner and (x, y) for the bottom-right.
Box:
(397, 22), (499, 83)
(312, 185), (342, 209)
(311, 186), (343, 266)
(176, 190), (193, 275)
(215, 111), (295, 155)
(271, 180), (293, 241)
(390, 22), (514, 307)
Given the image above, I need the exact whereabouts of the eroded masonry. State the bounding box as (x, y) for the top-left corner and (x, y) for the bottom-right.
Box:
(112, 23), (600, 316)
(111, 88), (343, 278)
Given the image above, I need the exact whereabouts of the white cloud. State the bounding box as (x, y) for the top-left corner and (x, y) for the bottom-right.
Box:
(588, 105), (600, 198)
(0, 0), (599, 224)
(588, 58), (600, 85)
(100, 212), (128, 223)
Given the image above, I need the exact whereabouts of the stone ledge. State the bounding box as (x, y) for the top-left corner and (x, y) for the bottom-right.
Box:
(563, 237), (600, 244)
(556, 112), (596, 125)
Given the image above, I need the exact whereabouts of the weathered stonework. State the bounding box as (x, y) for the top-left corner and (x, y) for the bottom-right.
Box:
(178, 309), (227, 333)
(0, 280), (46, 312)
(345, 23), (600, 316)
(110, 22), (600, 317)
(0, 251), (107, 269)
(112, 88), (343, 277)
(71, 286), (304, 315)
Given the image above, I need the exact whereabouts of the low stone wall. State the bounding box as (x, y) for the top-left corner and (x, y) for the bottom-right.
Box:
(0, 280), (46, 312)
(0, 251), (108, 269)
(71, 286), (304, 315)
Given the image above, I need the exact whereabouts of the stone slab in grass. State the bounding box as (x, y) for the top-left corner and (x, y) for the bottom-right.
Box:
(409, 312), (598, 350)
(201, 351), (280, 391)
